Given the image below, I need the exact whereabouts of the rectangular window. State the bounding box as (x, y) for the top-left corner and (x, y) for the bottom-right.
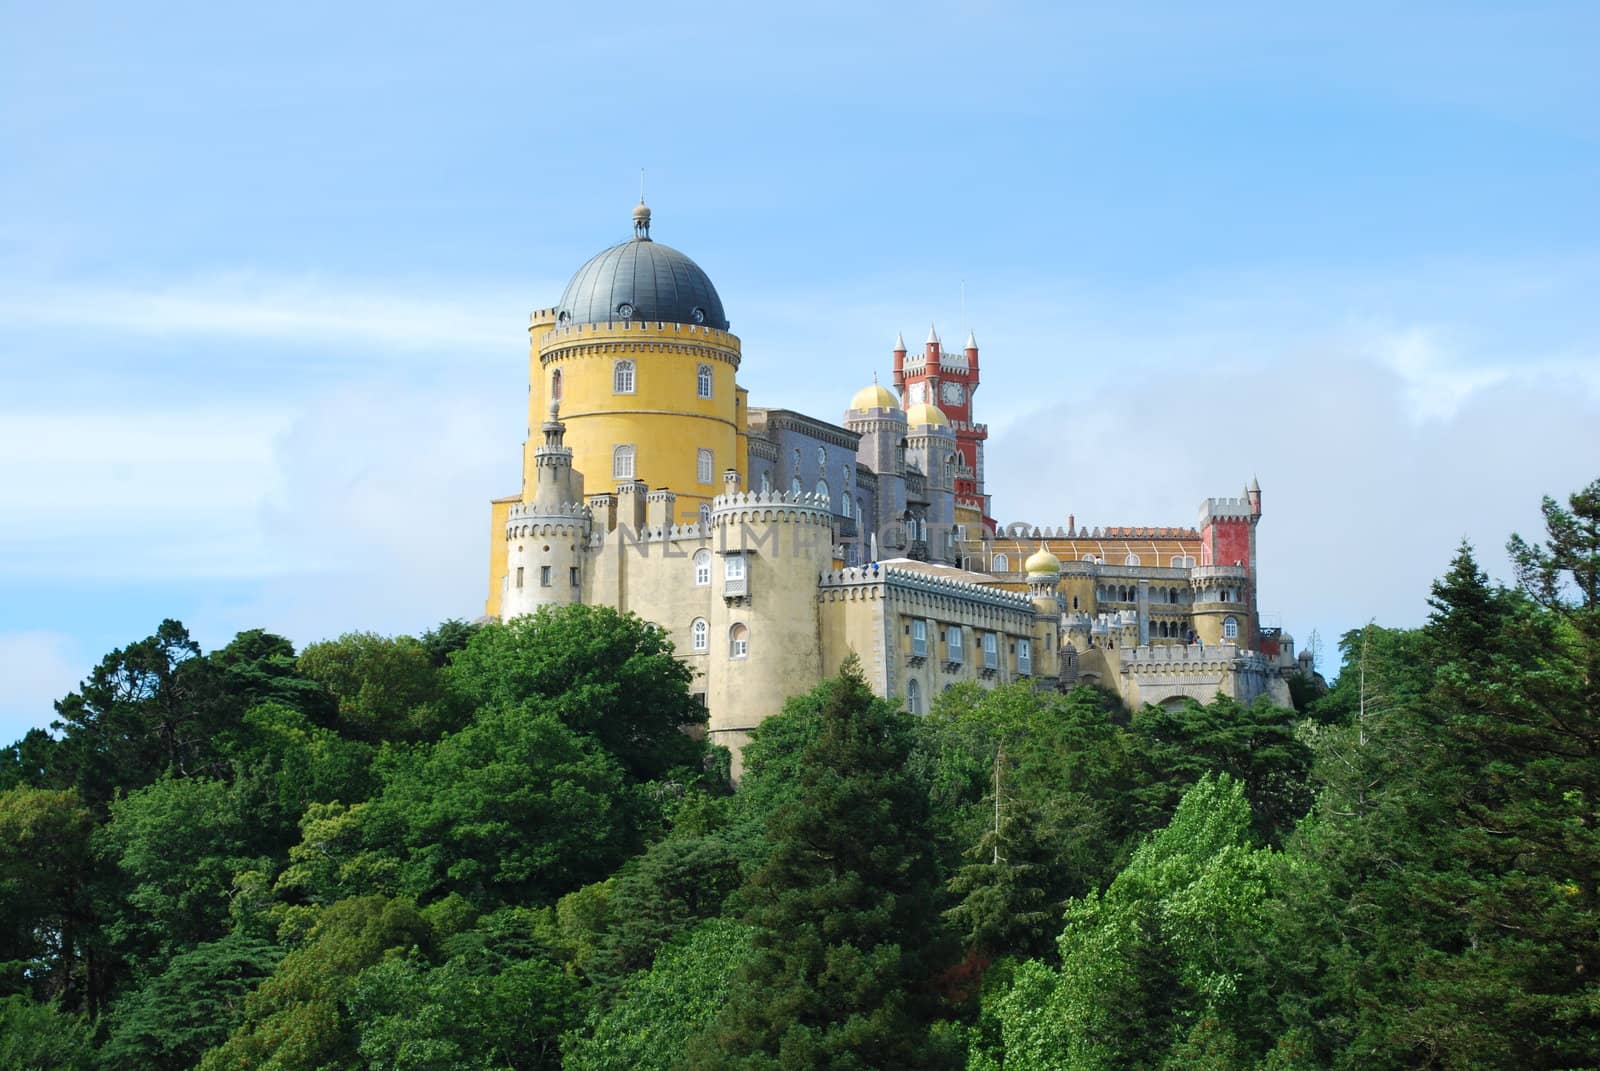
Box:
(983, 632), (998, 669)
(539, 565), (552, 587)
(947, 626), (963, 663)
(1018, 638), (1032, 675)
(725, 555), (745, 580)
(697, 448), (713, 484)
(911, 619), (927, 657)
(570, 567), (580, 587)
(515, 566), (524, 588)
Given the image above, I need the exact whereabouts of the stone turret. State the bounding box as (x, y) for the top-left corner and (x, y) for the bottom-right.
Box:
(502, 403), (590, 617)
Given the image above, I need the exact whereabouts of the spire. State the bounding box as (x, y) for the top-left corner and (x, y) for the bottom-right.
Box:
(926, 322), (940, 345)
(894, 331), (907, 352)
(1250, 475), (1261, 492)
(965, 329), (978, 351)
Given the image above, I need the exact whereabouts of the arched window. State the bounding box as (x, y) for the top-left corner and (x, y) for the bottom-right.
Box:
(612, 444), (635, 480)
(729, 623), (749, 659)
(992, 553), (1009, 573)
(760, 470), (772, 493)
(790, 475), (802, 495)
(1223, 616), (1239, 640)
(697, 448), (713, 484)
(906, 677), (922, 715)
(550, 368), (562, 402)
(613, 360), (635, 394)
(792, 447), (801, 474)
(696, 364), (713, 399)
(691, 618), (708, 652)
(815, 479), (829, 507)
(699, 503), (712, 526)
(1124, 552), (1141, 566)
(816, 446), (826, 470)
(693, 549), (711, 586)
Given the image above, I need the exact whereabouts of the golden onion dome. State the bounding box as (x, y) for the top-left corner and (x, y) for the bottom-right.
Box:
(905, 402), (951, 427)
(1024, 546), (1062, 575)
(850, 382), (900, 411)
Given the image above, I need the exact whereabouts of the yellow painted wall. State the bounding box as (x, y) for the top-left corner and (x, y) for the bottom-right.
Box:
(536, 321), (745, 524)
(485, 497), (516, 617)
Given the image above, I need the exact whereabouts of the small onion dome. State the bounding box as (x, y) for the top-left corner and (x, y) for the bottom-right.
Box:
(850, 383), (900, 411)
(1025, 547), (1062, 576)
(905, 402), (950, 427)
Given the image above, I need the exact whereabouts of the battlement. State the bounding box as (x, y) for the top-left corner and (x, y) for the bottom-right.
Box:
(995, 522), (1201, 540)
(869, 565), (1035, 611)
(710, 489), (835, 527)
(536, 318), (738, 347)
(1201, 497), (1252, 523)
(1121, 642), (1267, 672)
(507, 501), (590, 521)
(1190, 564), (1248, 582)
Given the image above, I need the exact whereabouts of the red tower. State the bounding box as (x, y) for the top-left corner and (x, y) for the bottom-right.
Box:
(895, 324), (992, 527)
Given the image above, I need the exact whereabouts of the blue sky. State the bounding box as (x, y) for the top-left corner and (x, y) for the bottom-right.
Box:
(3, 1), (1598, 740)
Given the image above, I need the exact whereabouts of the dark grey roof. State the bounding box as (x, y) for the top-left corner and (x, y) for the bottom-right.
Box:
(556, 237), (728, 331)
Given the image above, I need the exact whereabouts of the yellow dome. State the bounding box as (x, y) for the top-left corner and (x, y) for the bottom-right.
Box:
(905, 402), (950, 427)
(1024, 547), (1062, 575)
(850, 383), (900, 411)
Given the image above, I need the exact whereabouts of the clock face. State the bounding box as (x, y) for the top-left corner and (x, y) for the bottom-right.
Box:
(940, 380), (966, 405)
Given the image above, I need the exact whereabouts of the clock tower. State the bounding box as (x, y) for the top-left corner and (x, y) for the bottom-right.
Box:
(892, 324), (992, 527)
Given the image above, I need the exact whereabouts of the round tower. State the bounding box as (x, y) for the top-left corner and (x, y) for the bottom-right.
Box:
(703, 488), (835, 771)
(530, 202), (744, 526)
(1024, 546), (1063, 681)
(843, 379), (909, 559)
(502, 401), (590, 617)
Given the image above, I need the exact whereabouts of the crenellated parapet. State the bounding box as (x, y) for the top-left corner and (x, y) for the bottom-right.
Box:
(1200, 497), (1253, 524)
(505, 501), (591, 539)
(1121, 642), (1265, 670)
(710, 489), (834, 527)
(536, 319), (742, 369)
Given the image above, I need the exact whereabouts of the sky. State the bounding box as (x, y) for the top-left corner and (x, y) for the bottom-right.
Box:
(2, 1), (1598, 741)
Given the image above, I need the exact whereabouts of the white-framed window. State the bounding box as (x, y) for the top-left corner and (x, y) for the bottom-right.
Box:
(1125, 553), (1141, 566)
(906, 677), (922, 715)
(983, 632), (998, 669)
(790, 476), (802, 495)
(697, 448), (713, 484)
(691, 617), (709, 652)
(724, 555), (746, 581)
(729, 623), (749, 658)
(693, 549), (711, 586)
(911, 619), (928, 657)
(696, 363), (713, 399)
(1017, 638), (1032, 675)
(992, 553), (1009, 573)
(947, 626), (964, 664)
(760, 470), (772, 493)
(613, 359), (635, 394)
(815, 479), (829, 507)
(1223, 616), (1239, 640)
(699, 503), (711, 526)
(613, 444), (635, 480)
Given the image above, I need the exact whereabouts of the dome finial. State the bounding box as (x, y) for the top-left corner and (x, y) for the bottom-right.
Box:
(632, 198), (651, 240)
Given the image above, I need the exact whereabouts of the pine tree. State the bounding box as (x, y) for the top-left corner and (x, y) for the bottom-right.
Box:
(685, 658), (959, 1070)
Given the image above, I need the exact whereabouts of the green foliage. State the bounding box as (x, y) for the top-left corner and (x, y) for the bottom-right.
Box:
(979, 775), (1277, 1070)
(98, 933), (282, 1070)
(297, 631), (459, 742)
(98, 775), (266, 969)
(445, 606), (704, 782)
(198, 895), (430, 1071)
(0, 994), (95, 1070)
(687, 659), (960, 1069)
(385, 703), (633, 906)
(0, 787), (94, 1002)
(565, 918), (754, 1071)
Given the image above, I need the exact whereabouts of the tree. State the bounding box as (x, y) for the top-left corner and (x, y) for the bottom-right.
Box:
(50, 620), (227, 805)
(445, 606), (704, 782)
(297, 631), (457, 742)
(565, 918), (754, 1071)
(0, 994), (94, 1071)
(685, 660), (959, 1069)
(98, 933), (282, 1071)
(978, 775), (1277, 1071)
(384, 703), (633, 907)
(0, 788), (94, 1006)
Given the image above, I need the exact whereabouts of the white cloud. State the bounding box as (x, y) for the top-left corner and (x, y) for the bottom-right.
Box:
(0, 631), (82, 742)
(0, 272), (552, 357)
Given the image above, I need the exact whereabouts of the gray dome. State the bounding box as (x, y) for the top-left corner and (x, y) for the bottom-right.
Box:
(556, 214), (728, 331)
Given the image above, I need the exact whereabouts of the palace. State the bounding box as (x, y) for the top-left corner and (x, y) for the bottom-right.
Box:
(486, 202), (1306, 766)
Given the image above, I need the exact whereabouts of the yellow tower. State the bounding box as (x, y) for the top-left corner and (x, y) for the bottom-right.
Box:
(488, 202), (746, 616)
